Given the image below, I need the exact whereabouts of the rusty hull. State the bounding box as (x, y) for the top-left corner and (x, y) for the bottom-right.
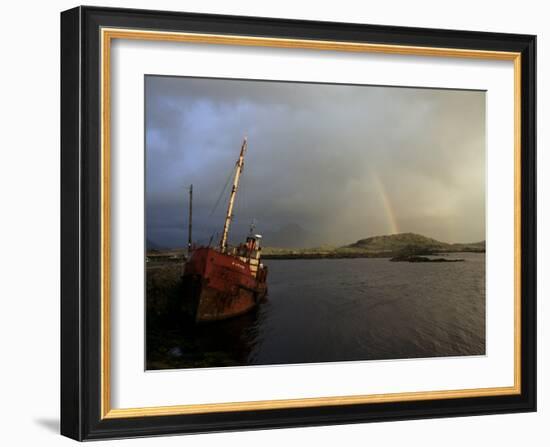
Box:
(182, 247), (267, 322)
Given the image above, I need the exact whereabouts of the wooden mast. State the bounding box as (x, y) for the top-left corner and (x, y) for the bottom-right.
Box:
(220, 137), (247, 252)
(187, 184), (193, 254)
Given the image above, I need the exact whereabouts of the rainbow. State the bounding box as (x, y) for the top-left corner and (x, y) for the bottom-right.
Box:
(371, 172), (399, 234)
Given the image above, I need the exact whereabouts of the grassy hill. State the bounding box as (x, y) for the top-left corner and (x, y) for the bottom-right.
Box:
(262, 232), (485, 259)
(343, 233), (448, 253)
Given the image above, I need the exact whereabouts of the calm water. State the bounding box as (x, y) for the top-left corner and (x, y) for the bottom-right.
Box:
(147, 253), (485, 369)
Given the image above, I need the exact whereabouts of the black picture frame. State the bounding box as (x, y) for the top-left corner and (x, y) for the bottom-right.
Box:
(61, 5), (536, 441)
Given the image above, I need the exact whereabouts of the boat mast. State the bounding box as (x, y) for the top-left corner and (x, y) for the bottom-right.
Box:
(187, 184), (193, 254)
(220, 137), (247, 252)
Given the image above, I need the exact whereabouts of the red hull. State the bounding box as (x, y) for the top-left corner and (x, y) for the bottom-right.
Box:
(182, 247), (267, 322)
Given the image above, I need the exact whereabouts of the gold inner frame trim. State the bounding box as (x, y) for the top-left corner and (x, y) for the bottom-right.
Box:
(100, 27), (522, 419)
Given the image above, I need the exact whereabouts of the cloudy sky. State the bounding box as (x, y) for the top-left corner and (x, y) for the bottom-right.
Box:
(145, 75), (485, 249)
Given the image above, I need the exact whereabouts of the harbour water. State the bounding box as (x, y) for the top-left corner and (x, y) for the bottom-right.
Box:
(146, 253), (485, 369)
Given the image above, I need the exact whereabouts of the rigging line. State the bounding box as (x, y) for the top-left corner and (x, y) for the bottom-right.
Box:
(209, 163), (236, 217)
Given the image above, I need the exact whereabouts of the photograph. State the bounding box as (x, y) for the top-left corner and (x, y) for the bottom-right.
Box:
(57, 5), (537, 441)
(144, 75), (487, 370)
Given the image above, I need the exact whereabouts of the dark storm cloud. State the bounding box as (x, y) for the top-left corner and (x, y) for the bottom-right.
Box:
(145, 76), (485, 248)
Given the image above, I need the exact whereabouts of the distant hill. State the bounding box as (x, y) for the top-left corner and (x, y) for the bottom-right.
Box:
(262, 232), (485, 259)
(450, 240), (485, 251)
(345, 233), (449, 253)
(341, 232), (486, 255)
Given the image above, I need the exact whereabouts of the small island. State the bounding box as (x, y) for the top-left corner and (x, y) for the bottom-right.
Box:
(389, 255), (465, 263)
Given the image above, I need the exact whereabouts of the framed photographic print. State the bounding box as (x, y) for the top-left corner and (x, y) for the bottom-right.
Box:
(60, 6), (536, 441)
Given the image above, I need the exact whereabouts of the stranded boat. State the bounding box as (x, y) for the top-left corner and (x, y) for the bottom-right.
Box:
(181, 138), (268, 322)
